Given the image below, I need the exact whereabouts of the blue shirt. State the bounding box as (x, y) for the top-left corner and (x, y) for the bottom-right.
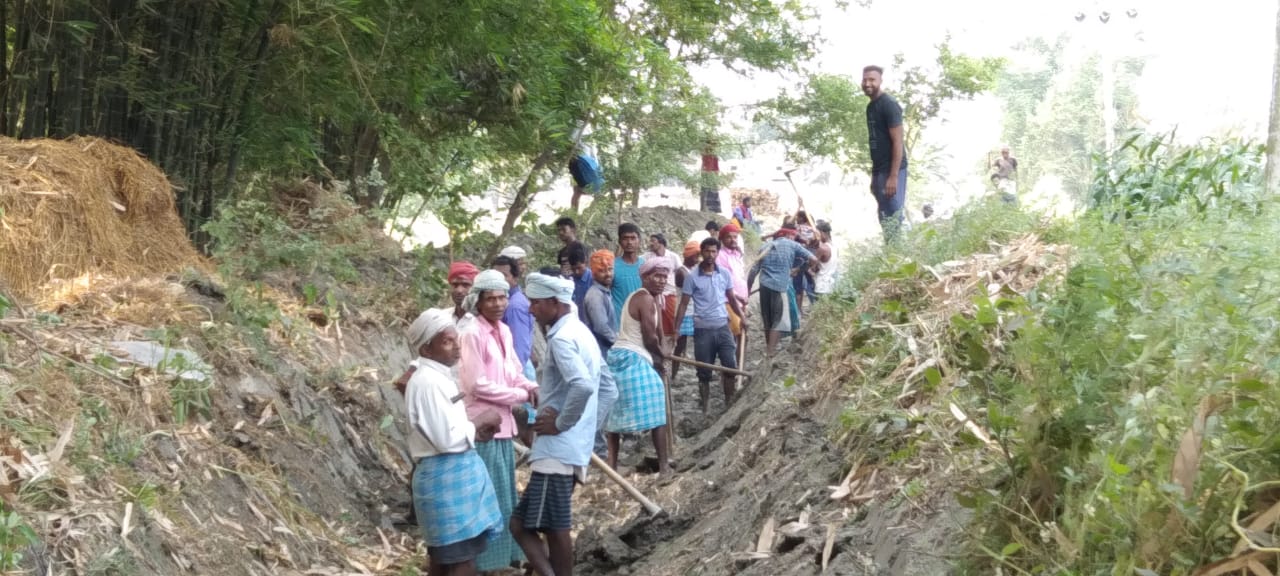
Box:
(611, 255), (645, 326)
(503, 286), (535, 366)
(531, 312), (601, 468)
(682, 264), (732, 329)
(579, 281), (616, 355)
(572, 269), (594, 308)
(756, 238), (816, 293)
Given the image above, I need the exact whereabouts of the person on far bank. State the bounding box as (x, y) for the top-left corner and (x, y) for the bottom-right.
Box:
(991, 146), (1019, 204)
(612, 223), (646, 326)
(513, 274), (602, 576)
(862, 65), (908, 241)
(673, 238), (745, 414)
(732, 196), (760, 234)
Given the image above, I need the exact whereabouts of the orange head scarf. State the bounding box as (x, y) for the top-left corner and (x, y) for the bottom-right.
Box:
(590, 249), (614, 276)
(683, 240), (700, 259)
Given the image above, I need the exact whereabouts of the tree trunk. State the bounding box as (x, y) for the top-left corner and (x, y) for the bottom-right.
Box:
(1266, 0), (1280, 194)
(487, 147), (561, 262)
(0, 0), (8, 133)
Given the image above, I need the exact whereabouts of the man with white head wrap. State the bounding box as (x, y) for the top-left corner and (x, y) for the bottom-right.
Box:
(513, 273), (604, 576)
(604, 257), (671, 474)
(456, 270), (537, 572)
(403, 309), (505, 574)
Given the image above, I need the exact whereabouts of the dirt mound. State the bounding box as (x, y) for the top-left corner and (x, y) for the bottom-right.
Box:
(0, 136), (203, 300)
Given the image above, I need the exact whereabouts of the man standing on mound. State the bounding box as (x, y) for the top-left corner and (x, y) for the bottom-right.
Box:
(863, 64), (908, 241)
(513, 274), (601, 576)
(457, 270), (539, 573)
(674, 238), (744, 414)
(605, 258), (671, 475)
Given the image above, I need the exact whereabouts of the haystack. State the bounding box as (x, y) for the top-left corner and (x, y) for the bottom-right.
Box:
(0, 136), (203, 300)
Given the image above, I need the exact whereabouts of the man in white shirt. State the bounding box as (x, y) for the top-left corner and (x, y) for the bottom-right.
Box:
(403, 309), (504, 575)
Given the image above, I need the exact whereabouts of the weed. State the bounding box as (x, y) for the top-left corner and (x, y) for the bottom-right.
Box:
(84, 546), (138, 576)
(0, 505), (37, 570)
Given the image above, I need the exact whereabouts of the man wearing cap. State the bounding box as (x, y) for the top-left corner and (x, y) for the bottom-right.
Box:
(645, 233), (683, 339)
(457, 270), (539, 573)
(513, 273), (601, 576)
(404, 308), (504, 576)
(580, 249), (617, 355)
(605, 257), (671, 474)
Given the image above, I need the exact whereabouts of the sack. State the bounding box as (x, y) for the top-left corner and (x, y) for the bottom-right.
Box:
(569, 154), (605, 193)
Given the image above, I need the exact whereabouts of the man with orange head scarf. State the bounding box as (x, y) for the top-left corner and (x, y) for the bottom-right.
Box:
(580, 250), (617, 355)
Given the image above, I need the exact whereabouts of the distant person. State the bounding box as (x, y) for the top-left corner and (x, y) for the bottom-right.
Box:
(732, 196), (760, 234)
(554, 216), (578, 247)
(645, 233), (683, 338)
(499, 246), (528, 275)
(700, 139), (722, 214)
(922, 203), (935, 220)
(862, 65), (908, 241)
(991, 146), (1019, 203)
(565, 242), (593, 307)
(748, 227), (820, 357)
(670, 241), (701, 382)
(611, 223), (646, 325)
(792, 211), (817, 311)
(813, 220), (839, 300)
(689, 220), (720, 244)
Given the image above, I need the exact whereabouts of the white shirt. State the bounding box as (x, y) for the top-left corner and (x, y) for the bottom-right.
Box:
(405, 357), (476, 458)
(814, 242), (841, 295)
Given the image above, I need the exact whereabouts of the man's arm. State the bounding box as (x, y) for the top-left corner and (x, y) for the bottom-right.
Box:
(633, 292), (665, 364)
(886, 99), (905, 197)
(583, 292), (617, 346)
(547, 338), (596, 433)
(460, 330), (531, 407)
(673, 294), (692, 329)
(406, 374), (476, 449)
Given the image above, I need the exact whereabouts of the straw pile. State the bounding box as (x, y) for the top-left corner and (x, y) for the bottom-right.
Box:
(0, 136), (203, 300)
(728, 188), (782, 217)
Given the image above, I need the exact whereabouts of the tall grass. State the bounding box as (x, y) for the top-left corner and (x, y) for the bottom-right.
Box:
(824, 134), (1280, 574)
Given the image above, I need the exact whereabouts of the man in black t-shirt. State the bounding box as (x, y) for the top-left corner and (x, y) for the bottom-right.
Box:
(862, 65), (908, 241)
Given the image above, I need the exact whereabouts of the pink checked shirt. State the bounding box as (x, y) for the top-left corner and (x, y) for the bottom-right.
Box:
(717, 246), (748, 303)
(457, 317), (538, 440)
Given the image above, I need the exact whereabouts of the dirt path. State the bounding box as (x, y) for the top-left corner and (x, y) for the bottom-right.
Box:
(561, 327), (970, 576)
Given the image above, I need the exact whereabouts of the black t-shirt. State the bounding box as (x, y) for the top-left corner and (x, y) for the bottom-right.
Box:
(866, 94), (907, 174)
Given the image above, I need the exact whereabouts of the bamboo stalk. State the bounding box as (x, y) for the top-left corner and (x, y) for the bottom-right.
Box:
(512, 443), (663, 516)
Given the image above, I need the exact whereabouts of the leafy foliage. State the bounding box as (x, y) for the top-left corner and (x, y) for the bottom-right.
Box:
(826, 135), (1280, 574)
(756, 40), (1003, 178)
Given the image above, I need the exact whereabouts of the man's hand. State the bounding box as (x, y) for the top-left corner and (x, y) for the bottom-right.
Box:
(884, 176), (898, 199)
(653, 361), (667, 380)
(527, 388), (540, 408)
(532, 407), (561, 436)
(393, 367), (417, 396)
(473, 410), (502, 442)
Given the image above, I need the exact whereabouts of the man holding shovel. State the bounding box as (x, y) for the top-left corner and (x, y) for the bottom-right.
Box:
(673, 238), (745, 414)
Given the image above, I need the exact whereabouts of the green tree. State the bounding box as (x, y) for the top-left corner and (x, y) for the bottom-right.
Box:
(755, 40), (1003, 180)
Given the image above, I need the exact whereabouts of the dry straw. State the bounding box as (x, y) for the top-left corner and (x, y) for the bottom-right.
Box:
(0, 136), (203, 300)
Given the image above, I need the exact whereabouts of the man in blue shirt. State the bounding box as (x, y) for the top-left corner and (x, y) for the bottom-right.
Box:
(863, 64), (908, 241)
(565, 242), (593, 308)
(748, 231), (820, 358)
(673, 238), (745, 414)
(515, 273), (600, 576)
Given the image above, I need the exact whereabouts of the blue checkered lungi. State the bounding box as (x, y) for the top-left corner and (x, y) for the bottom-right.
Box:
(605, 347), (667, 433)
(473, 439), (525, 570)
(412, 451), (503, 548)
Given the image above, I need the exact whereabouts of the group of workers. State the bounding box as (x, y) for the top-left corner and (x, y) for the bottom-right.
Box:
(395, 209), (841, 575)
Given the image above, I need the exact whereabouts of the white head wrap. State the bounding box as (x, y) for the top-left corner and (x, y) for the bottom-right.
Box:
(463, 269), (510, 314)
(408, 308), (455, 353)
(499, 245), (527, 260)
(525, 273), (574, 304)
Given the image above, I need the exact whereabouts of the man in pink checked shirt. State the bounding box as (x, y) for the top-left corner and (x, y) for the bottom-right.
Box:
(456, 269), (539, 573)
(716, 223), (749, 351)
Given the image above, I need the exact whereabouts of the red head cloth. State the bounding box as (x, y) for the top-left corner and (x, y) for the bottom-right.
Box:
(774, 228), (798, 240)
(718, 222), (741, 241)
(447, 261), (479, 283)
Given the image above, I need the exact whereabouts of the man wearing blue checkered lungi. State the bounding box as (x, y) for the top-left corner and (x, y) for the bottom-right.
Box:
(605, 258), (672, 475)
(403, 309), (505, 575)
